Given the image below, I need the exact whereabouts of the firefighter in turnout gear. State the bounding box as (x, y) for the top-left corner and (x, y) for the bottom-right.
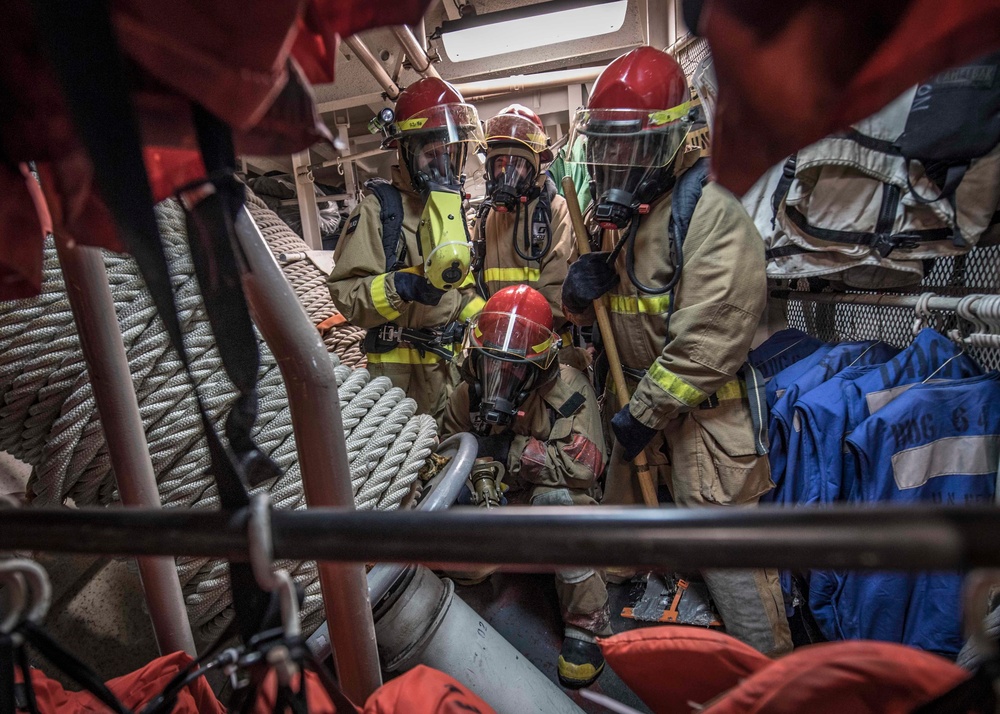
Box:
(328, 77), (487, 421)
(561, 47), (793, 657)
(474, 105), (577, 337)
(441, 286), (612, 688)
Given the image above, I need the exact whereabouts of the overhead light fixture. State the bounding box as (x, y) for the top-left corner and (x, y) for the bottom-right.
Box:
(434, 0), (628, 63)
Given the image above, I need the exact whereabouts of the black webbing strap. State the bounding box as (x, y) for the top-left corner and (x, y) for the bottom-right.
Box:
(842, 129), (902, 155)
(770, 156), (797, 230)
(15, 648), (38, 714)
(20, 621), (131, 714)
(0, 634), (15, 714)
(781, 204), (952, 257)
(184, 105), (281, 488)
(30, 0), (269, 644)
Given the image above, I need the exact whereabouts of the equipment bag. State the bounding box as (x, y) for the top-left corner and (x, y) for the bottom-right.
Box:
(899, 50), (1000, 246)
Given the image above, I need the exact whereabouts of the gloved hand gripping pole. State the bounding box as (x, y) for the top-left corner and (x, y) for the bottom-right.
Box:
(561, 176), (658, 507)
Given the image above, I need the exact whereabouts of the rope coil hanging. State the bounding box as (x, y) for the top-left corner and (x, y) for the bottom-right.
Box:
(0, 194), (437, 641)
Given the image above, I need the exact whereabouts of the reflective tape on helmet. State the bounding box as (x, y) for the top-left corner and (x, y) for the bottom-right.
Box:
(646, 362), (707, 407)
(396, 117), (429, 132)
(372, 273), (402, 321)
(649, 101), (692, 126)
(608, 294), (672, 315)
(366, 345), (453, 365)
(483, 267), (542, 283)
(459, 295), (486, 321)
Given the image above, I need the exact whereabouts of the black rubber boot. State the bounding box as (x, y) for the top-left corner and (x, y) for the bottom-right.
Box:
(557, 636), (605, 688)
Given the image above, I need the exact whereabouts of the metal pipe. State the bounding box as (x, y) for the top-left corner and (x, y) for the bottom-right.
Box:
(772, 289), (970, 312)
(453, 66), (604, 101)
(6, 505), (1000, 572)
(315, 146), (390, 171)
(410, 433), (477, 512)
(308, 432), (478, 659)
(392, 26), (441, 79)
(233, 208), (383, 700)
(53, 236), (196, 658)
(374, 565), (585, 714)
(343, 35), (401, 101)
(292, 150), (322, 250)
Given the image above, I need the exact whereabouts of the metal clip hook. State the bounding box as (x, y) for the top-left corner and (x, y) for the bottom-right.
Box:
(248, 494), (301, 639)
(0, 559), (52, 636)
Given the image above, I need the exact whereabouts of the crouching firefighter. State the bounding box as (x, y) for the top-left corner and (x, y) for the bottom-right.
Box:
(440, 285), (612, 688)
(560, 47), (792, 657)
(328, 78), (487, 421)
(473, 105), (582, 366)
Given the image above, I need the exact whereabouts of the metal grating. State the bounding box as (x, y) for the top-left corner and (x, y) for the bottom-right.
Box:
(674, 35), (711, 79)
(778, 237), (1000, 372)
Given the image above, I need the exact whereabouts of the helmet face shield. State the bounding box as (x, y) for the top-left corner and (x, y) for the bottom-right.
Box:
(403, 136), (470, 187)
(476, 356), (533, 427)
(566, 106), (691, 225)
(484, 113), (551, 156)
(394, 103), (486, 146)
(395, 103), (486, 187)
(572, 108), (689, 169)
(466, 311), (559, 370)
(484, 147), (538, 208)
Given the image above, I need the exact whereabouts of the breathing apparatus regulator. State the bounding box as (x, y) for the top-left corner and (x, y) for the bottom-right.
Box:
(474, 105), (557, 277)
(461, 285), (560, 431)
(564, 46), (696, 295)
(372, 78), (486, 290)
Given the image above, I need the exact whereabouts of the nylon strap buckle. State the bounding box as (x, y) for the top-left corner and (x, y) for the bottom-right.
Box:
(376, 323), (404, 343)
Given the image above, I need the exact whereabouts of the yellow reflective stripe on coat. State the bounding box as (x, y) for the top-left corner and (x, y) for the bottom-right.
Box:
(646, 362), (707, 406)
(608, 294), (672, 315)
(371, 273), (401, 321)
(459, 296), (486, 321)
(366, 346), (454, 365)
(483, 267), (541, 283)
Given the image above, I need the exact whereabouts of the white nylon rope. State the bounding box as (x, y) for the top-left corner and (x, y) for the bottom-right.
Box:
(0, 194), (439, 639)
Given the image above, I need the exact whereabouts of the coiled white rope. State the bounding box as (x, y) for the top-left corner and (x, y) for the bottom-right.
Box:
(0, 195), (438, 640)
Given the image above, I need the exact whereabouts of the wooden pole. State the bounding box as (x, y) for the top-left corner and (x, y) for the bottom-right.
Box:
(561, 176), (659, 507)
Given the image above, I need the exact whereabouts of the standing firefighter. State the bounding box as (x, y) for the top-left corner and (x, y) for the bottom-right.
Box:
(473, 105), (577, 337)
(441, 285), (611, 688)
(328, 78), (487, 421)
(561, 47), (792, 656)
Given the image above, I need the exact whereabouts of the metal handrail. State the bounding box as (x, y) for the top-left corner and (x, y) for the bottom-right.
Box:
(4, 504), (1000, 572)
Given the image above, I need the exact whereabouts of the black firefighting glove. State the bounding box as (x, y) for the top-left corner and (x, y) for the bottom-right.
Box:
(611, 404), (656, 462)
(394, 271), (447, 306)
(476, 433), (514, 464)
(562, 252), (620, 314)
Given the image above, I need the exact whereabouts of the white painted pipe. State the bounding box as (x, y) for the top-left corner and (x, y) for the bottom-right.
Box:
(374, 565), (585, 714)
(454, 66), (603, 101)
(392, 26), (441, 79)
(343, 35), (401, 101)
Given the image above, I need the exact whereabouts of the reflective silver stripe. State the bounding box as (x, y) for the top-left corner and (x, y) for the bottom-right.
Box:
(866, 384), (916, 415)
(891, 435), (999, 490)
(740, 362), (769, 456)
(866, 380), (950, 415)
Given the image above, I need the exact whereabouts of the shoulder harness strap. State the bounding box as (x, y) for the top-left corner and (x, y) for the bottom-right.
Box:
(668, 157), (711, 247)
(364, 177), (406, 271)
